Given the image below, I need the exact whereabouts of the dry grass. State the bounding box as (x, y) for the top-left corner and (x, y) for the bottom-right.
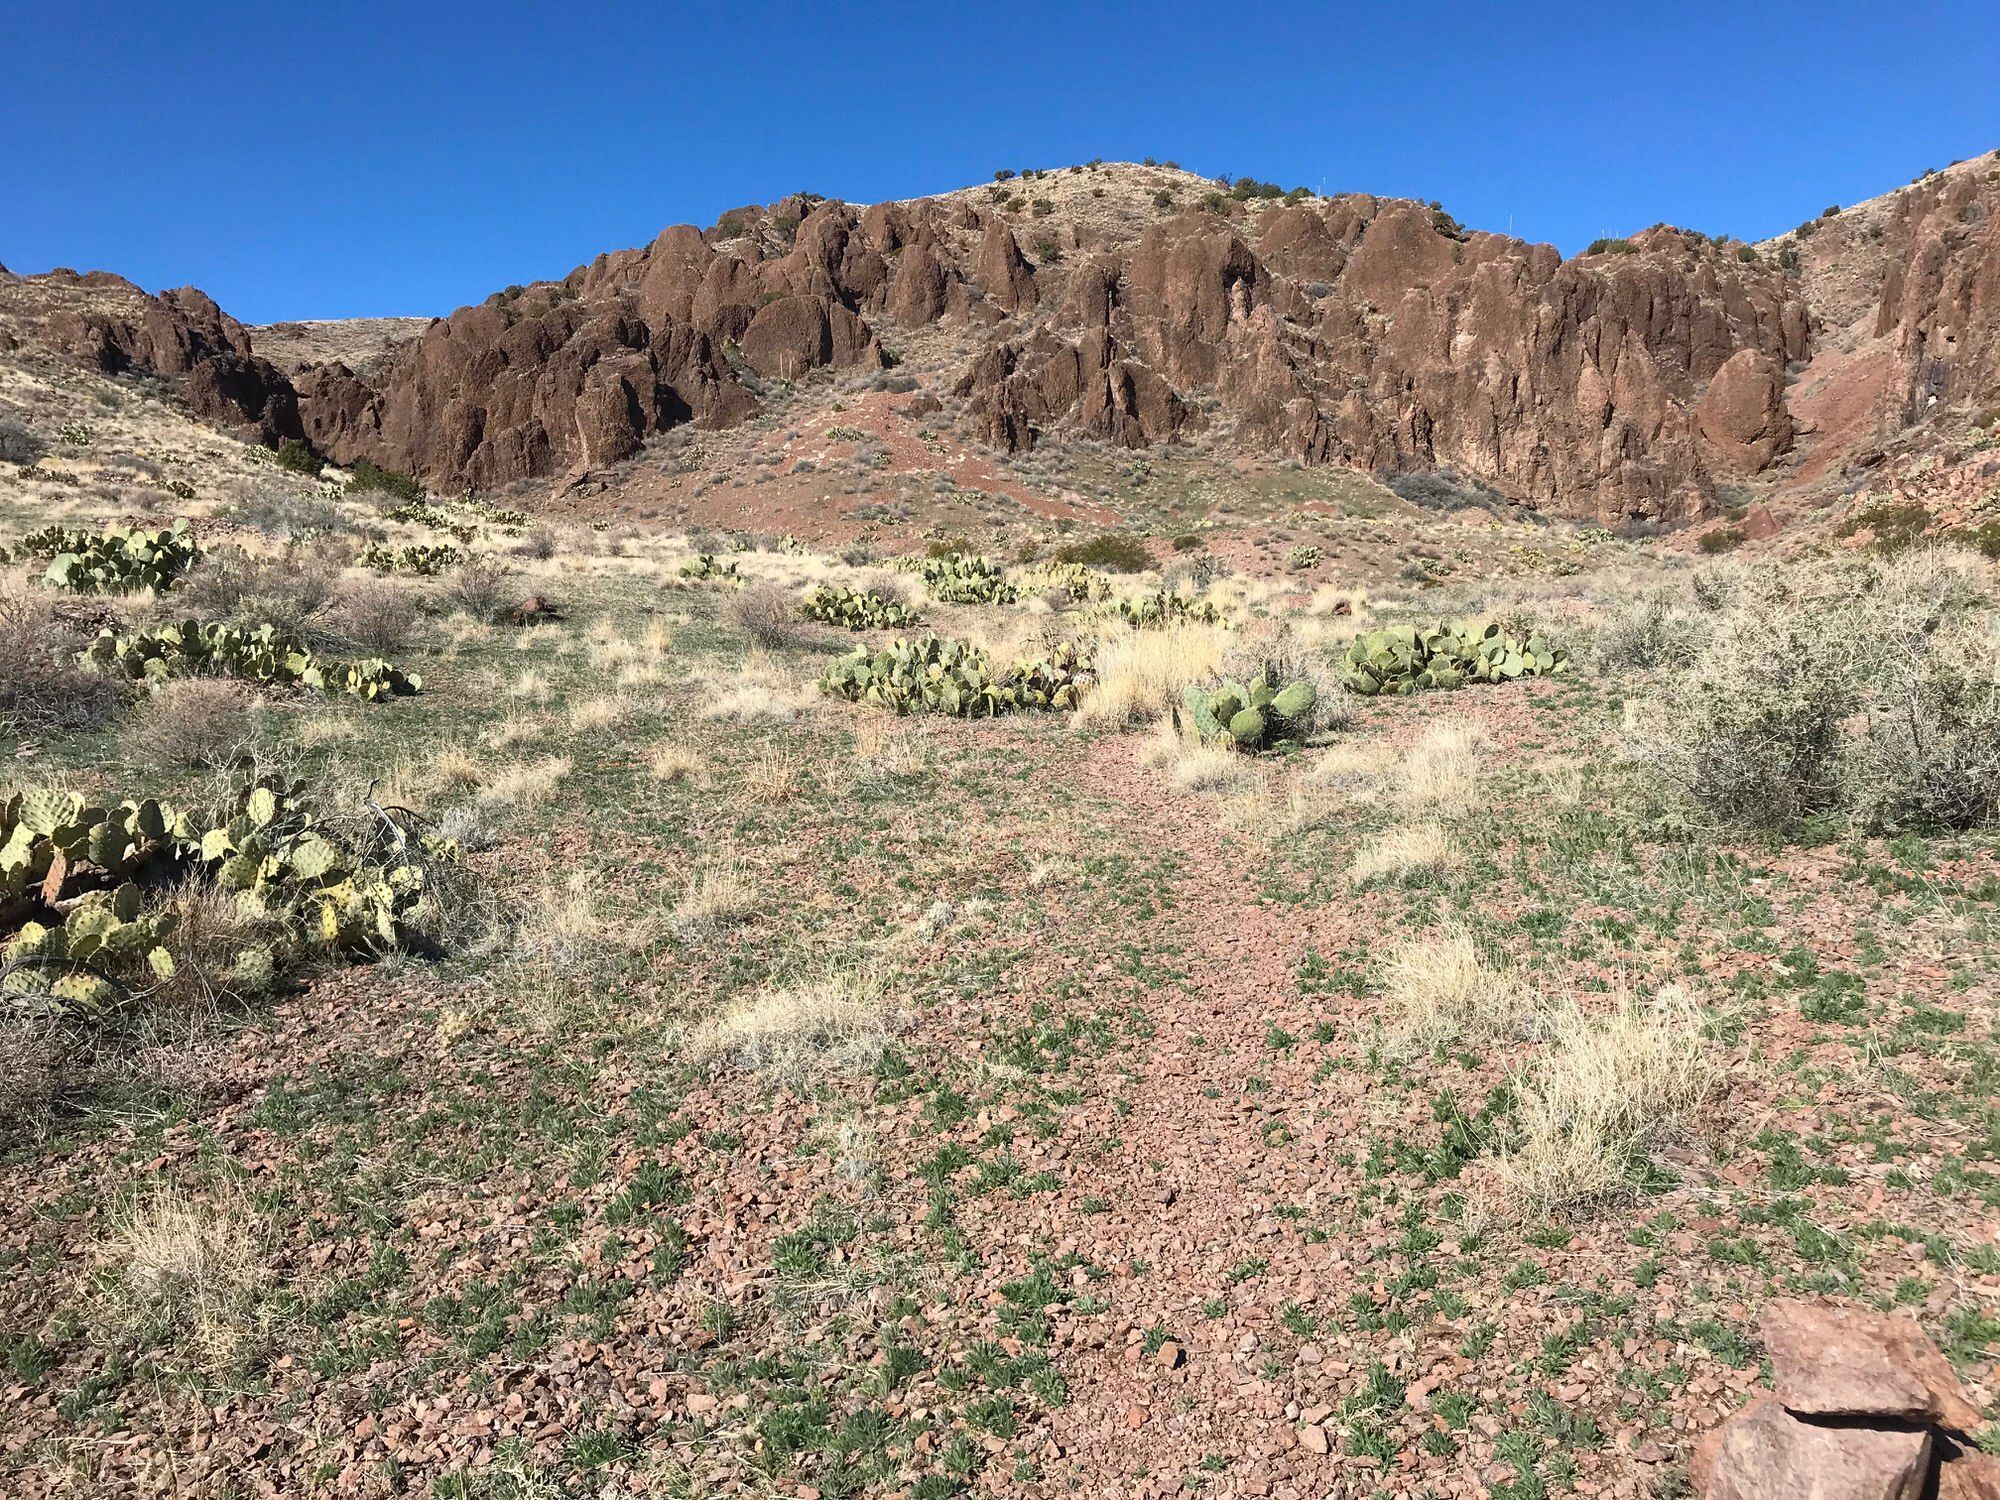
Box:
(1400, 719), (1489, 812)
(327, 577), (418, 652)
(476, 756), (572, 809)
(1474, 988), (1716, 1220)
(1348, 822), (1462, 885)
(507, 867), (659, 1033)
(0, 1019), (61, 1137)
(739, 747), (803, 804)
(1073, 623), (1228, 729)
(97, 1183), (272, 1374)
(701, 659), (819, 722)
(419, 741), (490, 795)
(1380, 924), (1536, 1052)
(567, 693), (652, 733)
(672, 851), (757, 932)
(1171, 742), (1258, 793)
(0, 591), (123, 737)
(695, 968), (897, 1081)
(646, 742), (702, 782)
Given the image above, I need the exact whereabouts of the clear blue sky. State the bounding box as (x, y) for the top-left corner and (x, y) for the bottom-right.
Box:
(5, 2), (1996, 324)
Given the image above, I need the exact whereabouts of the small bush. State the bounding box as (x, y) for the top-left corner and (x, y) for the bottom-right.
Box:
(273, 439), (322, 476)
(178, 545), (336, 635)
(0, 593), (123, 736)
(1836, 500), (1932, 554)
(1698, 526), (1746, 555)
(346, 459), (423, 503)
(1388, 468), (1503, 512)
(1051, 533), (1152, 572)
(1592, 596), (1700, 673)
(124, 680), (255, 770)
(0, 418), (47, 465)
(327, 578), (418, 653)
(437, 560), (522, 623)
(1583, 237), (1638, 256)
(1381, 925), (1534, 1053)
(225, 482), (344, 539)
(730, 584), (824, 651)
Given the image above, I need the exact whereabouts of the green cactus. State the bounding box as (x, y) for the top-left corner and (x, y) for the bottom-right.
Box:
(1288, 544), (1322, 570)
(357, 541), (464, 575)
(910, 554), (1019, 604)
(1101, 589), (1225, 629)
(1181, 668), (1320, 753)
(819, 634), (1091, 717)
(10, 520), (199, 594)
(803, 585), (921, 631)
(1340, 619), (1569, 696)
(84, 621), (419, 700)
(679, 553), (742, 582)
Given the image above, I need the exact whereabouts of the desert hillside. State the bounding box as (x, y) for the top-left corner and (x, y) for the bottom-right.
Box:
(1, 153), (1999, 1500)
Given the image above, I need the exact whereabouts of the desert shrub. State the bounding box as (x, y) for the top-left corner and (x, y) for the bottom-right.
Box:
(0, 418), (47, 465)
(437, 560), (523, 623)
(0, 593), (123, 736)
(1051, 533), (1152, 572)
(1592, 595), (1701, 672)
(273, 439), (321, 476)
(1837, 500), (1932, 554)
(1631, 551), (2000, 832)
(178, 544), (336, 634)
(0, 1018), (61, 1136)
(224, 481), (344, 539)
(1381, 925), (1534, 1053)
(514, 526), (558, 560)
(1698, 526), (1747, 555)
(730, 584), (823, 650)
(345, 458), (423, 503)
(1583, 237), (1638, 256)
(326, 578), (418, 653)
(124, 681), (255, 770)
(1388, 468), (1504, 512)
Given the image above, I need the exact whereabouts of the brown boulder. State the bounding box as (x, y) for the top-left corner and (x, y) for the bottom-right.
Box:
(1694, 1395), (1930, 1500)
(1696, 348), (1793, 474)
(1763, 1302), (1983, 1432)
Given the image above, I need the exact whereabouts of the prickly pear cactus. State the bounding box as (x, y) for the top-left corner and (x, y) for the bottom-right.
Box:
(1340, 620), (1568, 696)
(1105, 590), (1225, 629)
(1181, 671), (1319, 752)
(1288, 545), (1322, 571)
(84, 621), (419, 700)
(913, 554), (1018, 605)
(679, 553), (742, 582)
(357, 541), (464, 575)
(804, 585), (920, 630)
(819, 634), (1091, 717)
(10, 520), (200, 594)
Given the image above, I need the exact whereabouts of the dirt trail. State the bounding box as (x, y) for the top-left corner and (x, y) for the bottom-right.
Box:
(1008, 739), (1396, 1499)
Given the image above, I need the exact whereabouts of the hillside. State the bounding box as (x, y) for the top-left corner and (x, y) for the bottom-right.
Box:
(1, 155), (1999, 1500)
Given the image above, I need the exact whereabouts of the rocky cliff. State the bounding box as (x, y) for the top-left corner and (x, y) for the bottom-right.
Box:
(8, 153), (1998, 522)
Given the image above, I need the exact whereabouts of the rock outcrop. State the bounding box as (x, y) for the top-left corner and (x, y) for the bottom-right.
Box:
(0, 269), (302, 443)
(1695, 1302), (1992, 1500)
(9, 152), (1999, 521)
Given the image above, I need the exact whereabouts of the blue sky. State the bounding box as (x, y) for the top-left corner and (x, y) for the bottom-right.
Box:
(5, 2), (1996, 323)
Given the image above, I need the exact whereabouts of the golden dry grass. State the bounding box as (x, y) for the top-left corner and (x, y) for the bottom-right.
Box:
(672, 851), (757, 931)
(695, 968), (897, 1081)
(1400, 719), (1490, 812)
(1473, 988), (1716, 1220)
(1348, 822), (1463, 885)
(1073, 624), (1229, 730)
(646, 742), (701, 782)
(476, 756), (572, 809)
(700, 660), (818, 722)
(1380, 924), (1535, 1052)
(97, 1183), (271, 1374)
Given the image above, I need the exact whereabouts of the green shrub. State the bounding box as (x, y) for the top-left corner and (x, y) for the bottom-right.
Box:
(1836, 500), (1932, 554)
(1699, 526), (1747, 555)
(347, 459), (424, 503)
(274, 439), (322, 476)
(1583, 238), (1638, 256)
(1051, 533), (1152, 573)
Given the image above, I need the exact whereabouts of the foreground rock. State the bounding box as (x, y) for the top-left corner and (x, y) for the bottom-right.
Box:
(1695, 1301), (1990, 1500)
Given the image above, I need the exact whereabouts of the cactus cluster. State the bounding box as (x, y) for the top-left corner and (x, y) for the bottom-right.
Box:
(1341, 620), (1568, 696)
(1020, 561), (1113, 603)
(1104, 590), (1225, 629)
(914, 554), (1019, 605)
(85, 621), (420, 700)
(803, 584), (920, 630)
(11, 520), (200, 594)
(819, 634), (1091, 717)
(2, 780), (454, 1019)
(1288, 545), (1322, 570)
(1182, 671), (1320, 752)
(679, 553), (742, 582)
(358, 541), (464, 575)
